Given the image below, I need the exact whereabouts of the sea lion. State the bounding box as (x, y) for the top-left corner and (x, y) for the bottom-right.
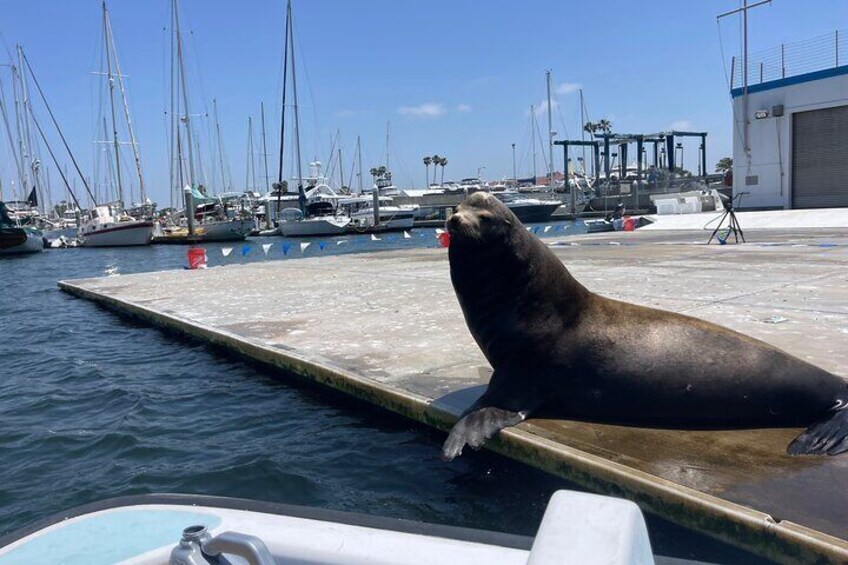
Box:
(441, 192), (848, 460)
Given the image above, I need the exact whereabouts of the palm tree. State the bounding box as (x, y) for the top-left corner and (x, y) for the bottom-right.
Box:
(583, 121), (596, 134)
(423, 156), (432, 186)
(597, 119), (612, 134)
(431, 155), (440, 187)
(439, 157), (448, 185)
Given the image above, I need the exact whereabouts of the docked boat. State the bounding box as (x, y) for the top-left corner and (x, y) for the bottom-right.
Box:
(79, 204), (154, 247)
(277, 202), (351, 237)
(344, 196), (416, 232)
(0, 202), (43, 255)
(495, 194), (562, 224)
(0, 490), (675, 564)
(154, 189), (254, 244)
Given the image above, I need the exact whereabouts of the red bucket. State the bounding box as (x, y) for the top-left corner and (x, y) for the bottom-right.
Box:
(187, 247), (207, 269)
(623, 217), (635, 232)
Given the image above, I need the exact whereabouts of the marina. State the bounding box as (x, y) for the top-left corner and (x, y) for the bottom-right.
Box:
(56, 225), (848, 563)
(1, 0), (848, 563)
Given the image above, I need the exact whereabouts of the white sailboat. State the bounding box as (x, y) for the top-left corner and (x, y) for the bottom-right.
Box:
(272, 1), (353, 238)
(154, 0), (253, 244)
(81, 1), (153, 247)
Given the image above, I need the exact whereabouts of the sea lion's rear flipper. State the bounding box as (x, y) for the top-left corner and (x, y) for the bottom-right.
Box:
(441, 405), (528, 461)
(788, 403), (848, 456)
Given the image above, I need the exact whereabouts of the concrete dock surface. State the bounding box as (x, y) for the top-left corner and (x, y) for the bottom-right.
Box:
(60, 228), (848, 563)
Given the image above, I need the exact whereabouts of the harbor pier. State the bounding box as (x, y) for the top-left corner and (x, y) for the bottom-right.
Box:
(60, 228), (848, 563)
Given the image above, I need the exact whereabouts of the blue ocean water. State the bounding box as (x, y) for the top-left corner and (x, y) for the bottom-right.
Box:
(0, 224), (769, 563)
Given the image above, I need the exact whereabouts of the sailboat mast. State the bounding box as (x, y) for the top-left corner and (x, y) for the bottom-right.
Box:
(338, 145), (343, 191)
(530, 105), (537, 182)
(287, 0), (303, 189)
(16, 46), (42, 211)
(579, 88), (587, 174)
(356, 135), (362, 193)
(213, 99), (228, 191)
(246, 116), (256, 191)
(546, 70), (554, 189)
(173, 0), (195, 187)
(260, 101), (269, 191)
(385, 121), (390, 170)
(0, 72), (27, 198)
(104, 0), (145, 202)
(103, 1), (124, 205)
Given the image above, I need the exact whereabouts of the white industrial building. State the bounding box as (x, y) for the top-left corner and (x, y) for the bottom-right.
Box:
(732, 31), (848, 209)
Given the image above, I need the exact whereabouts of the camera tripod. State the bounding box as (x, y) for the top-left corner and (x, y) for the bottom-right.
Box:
(708, 193), (746, 244)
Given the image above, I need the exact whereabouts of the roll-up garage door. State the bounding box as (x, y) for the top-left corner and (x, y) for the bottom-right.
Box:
(792, 104), (848, 208)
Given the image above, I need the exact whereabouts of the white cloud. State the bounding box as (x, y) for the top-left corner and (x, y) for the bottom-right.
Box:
(556, 82), (581, 94)
(671, 120), (692, 130)
(456, 104), (472, 113)
(526, 99), (558, 117)
(398, 103), (446, 118)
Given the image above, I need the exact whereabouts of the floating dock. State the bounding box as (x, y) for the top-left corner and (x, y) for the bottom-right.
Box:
(59, 228), (848, 563)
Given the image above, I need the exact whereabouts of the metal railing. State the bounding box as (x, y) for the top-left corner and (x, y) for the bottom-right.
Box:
(731, 29), (847, 89)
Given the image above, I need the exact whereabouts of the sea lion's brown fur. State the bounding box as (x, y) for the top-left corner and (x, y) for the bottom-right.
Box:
(441, 192), (848, 460)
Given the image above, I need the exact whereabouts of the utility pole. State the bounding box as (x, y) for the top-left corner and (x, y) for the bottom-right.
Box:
(717, 0), (771, 157)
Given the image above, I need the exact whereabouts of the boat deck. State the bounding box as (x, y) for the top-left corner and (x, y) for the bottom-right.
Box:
(59, 228), (848, 563)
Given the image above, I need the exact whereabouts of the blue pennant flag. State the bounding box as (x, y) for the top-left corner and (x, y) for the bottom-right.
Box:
(282, 243), (291, 255)
(533, 226), (541, 234)
(241, 245), (251, 256)
(319, 242), (326, 250)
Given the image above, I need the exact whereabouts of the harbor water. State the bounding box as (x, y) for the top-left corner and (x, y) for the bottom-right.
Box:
(0, 223), (768, 564)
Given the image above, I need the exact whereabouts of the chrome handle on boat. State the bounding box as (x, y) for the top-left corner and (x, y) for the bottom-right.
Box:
(170, 525), (275, 565)
(201, 531), (275, 565)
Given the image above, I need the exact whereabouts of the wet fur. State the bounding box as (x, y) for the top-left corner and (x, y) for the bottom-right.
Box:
(441, 192), (848, 460)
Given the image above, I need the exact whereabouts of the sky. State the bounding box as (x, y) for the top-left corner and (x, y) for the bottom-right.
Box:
(0, 0), (846, 208)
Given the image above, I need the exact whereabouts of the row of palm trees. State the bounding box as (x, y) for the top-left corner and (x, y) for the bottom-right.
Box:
(583, 119), (613, 135)
(423, 155), (448, 187)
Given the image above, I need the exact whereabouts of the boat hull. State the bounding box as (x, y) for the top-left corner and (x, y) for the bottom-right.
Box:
(505, 202), (561, 223)
(0, 228), (43, 255)
(0, 491), (658, 565)
(278, 217), (351, 237)
(153, 219), (253, 244)
(80, 222), (154, 247)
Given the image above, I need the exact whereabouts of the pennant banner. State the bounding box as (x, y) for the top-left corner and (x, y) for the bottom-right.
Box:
(241, 245), (251, 256)
(319, 242), (326, 250)
(543, 226), (552, 233)
(403, 231), (411, 239)
(262, 243), (273, 255)
(300, 242), (311, 253)
(222, 247), (233, 257)
(371, 234), (381, 241)
(336, 240), (346, 246)
(282, 243), (291, 255)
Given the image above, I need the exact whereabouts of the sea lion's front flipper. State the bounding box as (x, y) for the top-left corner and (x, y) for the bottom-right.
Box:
(441, 405), (528, 461)
(788, 401), (848, 456)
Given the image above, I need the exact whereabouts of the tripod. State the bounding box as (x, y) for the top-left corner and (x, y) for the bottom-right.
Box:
(708, 193), (746, 244)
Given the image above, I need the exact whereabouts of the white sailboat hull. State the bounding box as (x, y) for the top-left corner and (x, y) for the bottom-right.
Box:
(193, 219), (253, 242)
(81, 221), (154, 247)
(277, 216), (351, 237)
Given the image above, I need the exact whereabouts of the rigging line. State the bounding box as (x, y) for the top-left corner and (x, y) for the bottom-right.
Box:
(290, 26), (319, 160)
(28, 104), (85, 208)
(0, 72), (26, 190)
(20, 50), (95, 199)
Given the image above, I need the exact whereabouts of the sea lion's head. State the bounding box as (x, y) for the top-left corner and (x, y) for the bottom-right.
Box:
(446, 192), (518, 248)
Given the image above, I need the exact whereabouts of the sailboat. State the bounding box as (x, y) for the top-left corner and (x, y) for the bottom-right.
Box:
(0, 200), (43, 255)
(274, 1), (351, 238)
(80, 1), (154, 247)
(153, 0), (253, 244)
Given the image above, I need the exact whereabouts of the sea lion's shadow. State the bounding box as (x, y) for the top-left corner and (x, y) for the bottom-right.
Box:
(435, 385), (801, 432)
